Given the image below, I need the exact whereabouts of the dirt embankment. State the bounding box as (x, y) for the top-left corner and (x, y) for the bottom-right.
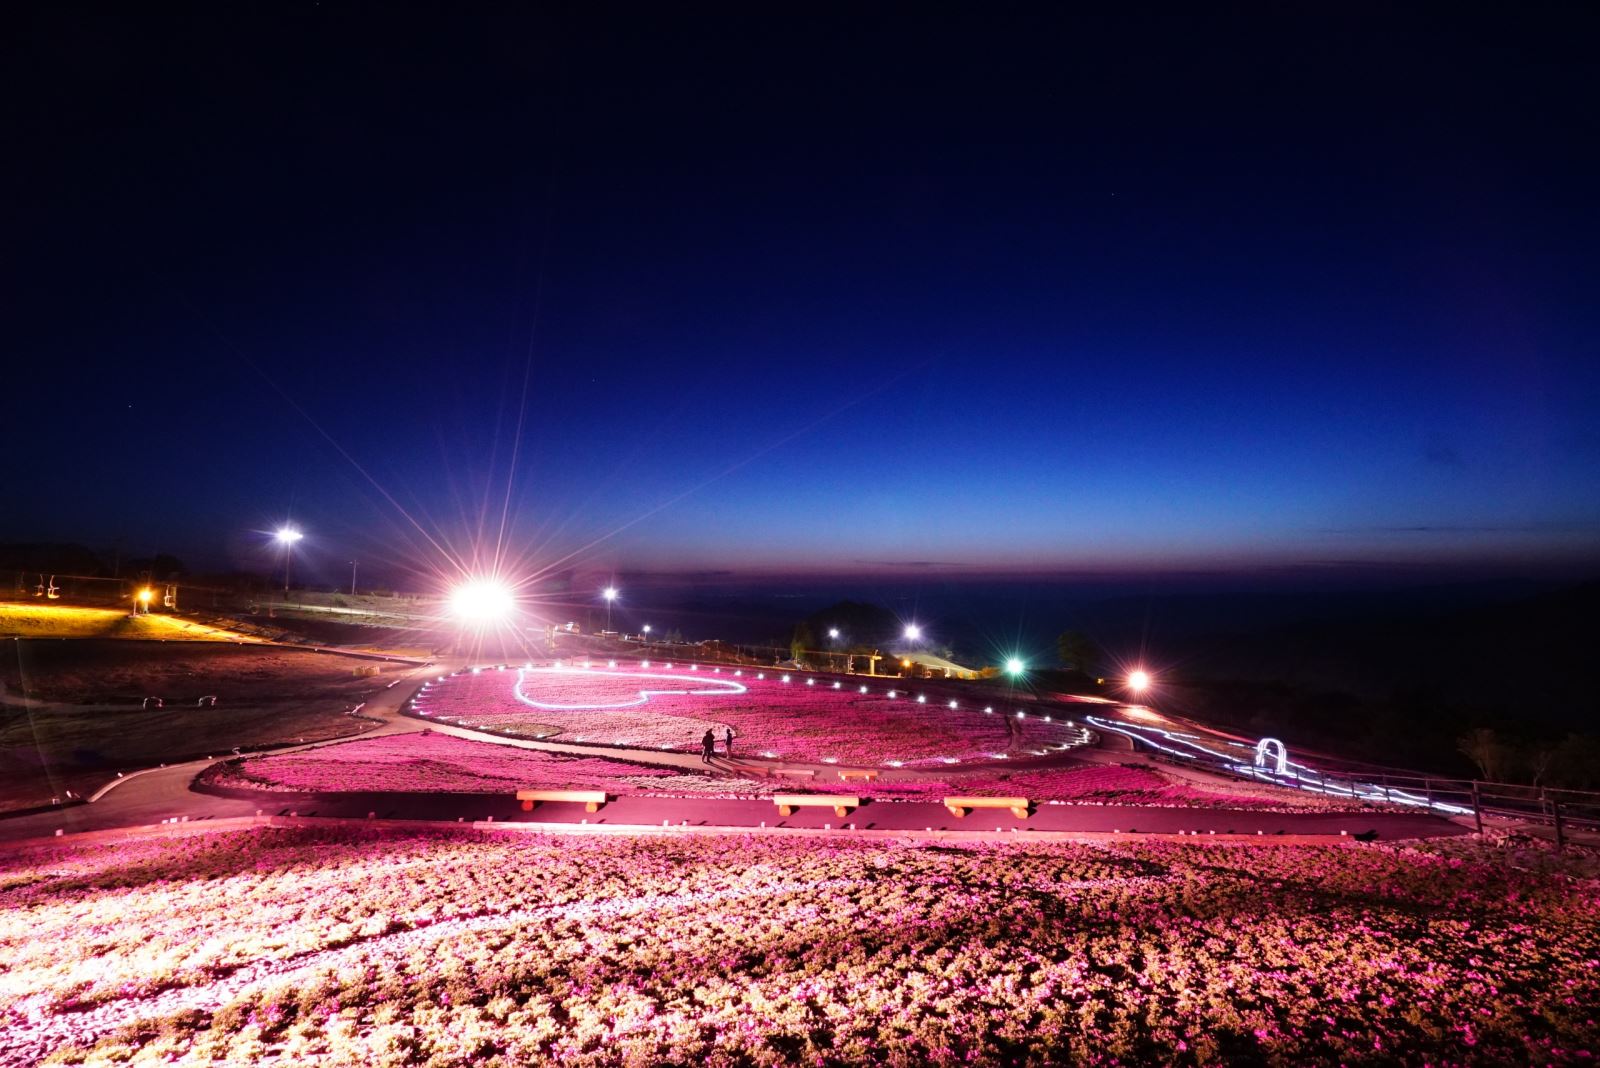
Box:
(0, 641), (410, 812)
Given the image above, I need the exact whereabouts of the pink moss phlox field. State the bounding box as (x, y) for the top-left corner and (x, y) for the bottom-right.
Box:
(412, 666), (1076, 765)
(2, 827), (1597, 1066)
(204, 735), (1356, 810)
(200, 734), (772, 796)
(807, 763), (1369, 810)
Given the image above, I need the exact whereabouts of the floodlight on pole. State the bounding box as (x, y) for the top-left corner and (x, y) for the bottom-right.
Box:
(904, 623), (922, 642)
(451, 581), (514, 623)
(275, 526), (303, 594)
(1128, 669), (1151, 693)
(602, 586), (618, 631)
(1005, 657), (1025, 677)
(828, 628), (840, 640)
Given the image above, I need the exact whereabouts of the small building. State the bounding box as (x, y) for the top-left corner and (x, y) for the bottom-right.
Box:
(890, 650), (981, 680)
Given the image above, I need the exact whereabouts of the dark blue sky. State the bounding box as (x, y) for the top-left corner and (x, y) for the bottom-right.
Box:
(6, 8), (1598, 589)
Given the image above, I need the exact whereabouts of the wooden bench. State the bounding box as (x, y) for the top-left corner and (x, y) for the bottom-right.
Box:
(775, 768), (816, 780)
(837, 769), (878, 783)
(944, 796), (1031, 819)
(774, 793), (859, 818)
(516, 789), (608, 813)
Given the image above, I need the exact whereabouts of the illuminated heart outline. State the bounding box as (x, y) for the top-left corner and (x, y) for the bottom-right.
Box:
(513, 666), (747, 710)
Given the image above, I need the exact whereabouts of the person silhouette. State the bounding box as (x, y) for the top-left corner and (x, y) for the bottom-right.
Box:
(724, 726), (734, 756)
(701, 729), (715, 763)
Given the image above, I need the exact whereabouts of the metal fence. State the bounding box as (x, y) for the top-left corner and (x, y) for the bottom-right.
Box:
(1166, 754), (1600, 848)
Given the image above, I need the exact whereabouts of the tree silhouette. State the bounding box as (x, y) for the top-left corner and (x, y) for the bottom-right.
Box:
(1055, 630), (1102, 675)
(1457, 727), (1510, 781)
(790, 622), (815, 662)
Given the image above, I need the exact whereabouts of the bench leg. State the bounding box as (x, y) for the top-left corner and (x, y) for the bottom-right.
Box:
(520, 800), (534, 812)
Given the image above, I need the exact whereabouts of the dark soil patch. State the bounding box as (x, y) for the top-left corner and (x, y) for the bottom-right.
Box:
(0, 641), (407, 811)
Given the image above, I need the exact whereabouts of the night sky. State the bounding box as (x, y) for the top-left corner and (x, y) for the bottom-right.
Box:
(6, 8), (1598, 591)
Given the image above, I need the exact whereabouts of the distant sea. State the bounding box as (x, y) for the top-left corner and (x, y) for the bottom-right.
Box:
(591, 573), (1564, 668)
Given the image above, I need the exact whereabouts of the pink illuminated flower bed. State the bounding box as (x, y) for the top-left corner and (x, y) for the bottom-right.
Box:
(802, 763), (1195, 800)
(412, 664), (1077, 766)
(804, 763), (1367, 810)
(201, 733), (770, 796)
(3, 826), (1596, 1065)
(204, 734), (1344, 810)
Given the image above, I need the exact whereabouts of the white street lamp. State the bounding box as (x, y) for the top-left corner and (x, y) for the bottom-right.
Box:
(451, 581), (514, 623)
(602, 586), (618, 631)
(275, 527), (303, 594)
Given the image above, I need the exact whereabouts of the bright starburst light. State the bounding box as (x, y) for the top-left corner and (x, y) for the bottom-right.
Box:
(451, 581), (515, 622)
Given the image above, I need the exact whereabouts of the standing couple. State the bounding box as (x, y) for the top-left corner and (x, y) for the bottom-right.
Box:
(700, 727), (735, 762)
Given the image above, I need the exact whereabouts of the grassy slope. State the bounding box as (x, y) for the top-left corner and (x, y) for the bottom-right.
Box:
(0, 642), (398, 811)
(0, 602), (253, 641)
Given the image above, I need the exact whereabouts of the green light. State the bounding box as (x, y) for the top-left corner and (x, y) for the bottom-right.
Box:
(1005, 657), (1025, 675)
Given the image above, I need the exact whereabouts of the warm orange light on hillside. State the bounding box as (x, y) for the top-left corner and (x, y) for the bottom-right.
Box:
(137, 588), (154, 605)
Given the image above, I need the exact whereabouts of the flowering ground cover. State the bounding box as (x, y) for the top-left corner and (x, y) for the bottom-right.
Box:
(1, 826), (1596, 1066)
(199, 733), (774, 797)
(806, 763), (1370, 810)
(413, 665), (1084, 766)
(198, 735), (1358, 811)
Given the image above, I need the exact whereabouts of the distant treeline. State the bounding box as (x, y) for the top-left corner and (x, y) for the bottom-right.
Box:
(1146, 581), (1600, 788)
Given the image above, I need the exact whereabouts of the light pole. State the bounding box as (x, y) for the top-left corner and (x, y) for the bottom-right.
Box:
(451, 580), (514, 622)
(901, 624), (922, 679)
(349, 560), (357, 597)
(275, 527), (303, 594)
(602, 586), (618, 632)
(450, 580), (514, 656)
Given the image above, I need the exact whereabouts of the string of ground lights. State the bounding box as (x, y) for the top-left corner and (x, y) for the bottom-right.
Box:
(408, 661), (1096, 767)
(1086, 715), (1475, 816)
